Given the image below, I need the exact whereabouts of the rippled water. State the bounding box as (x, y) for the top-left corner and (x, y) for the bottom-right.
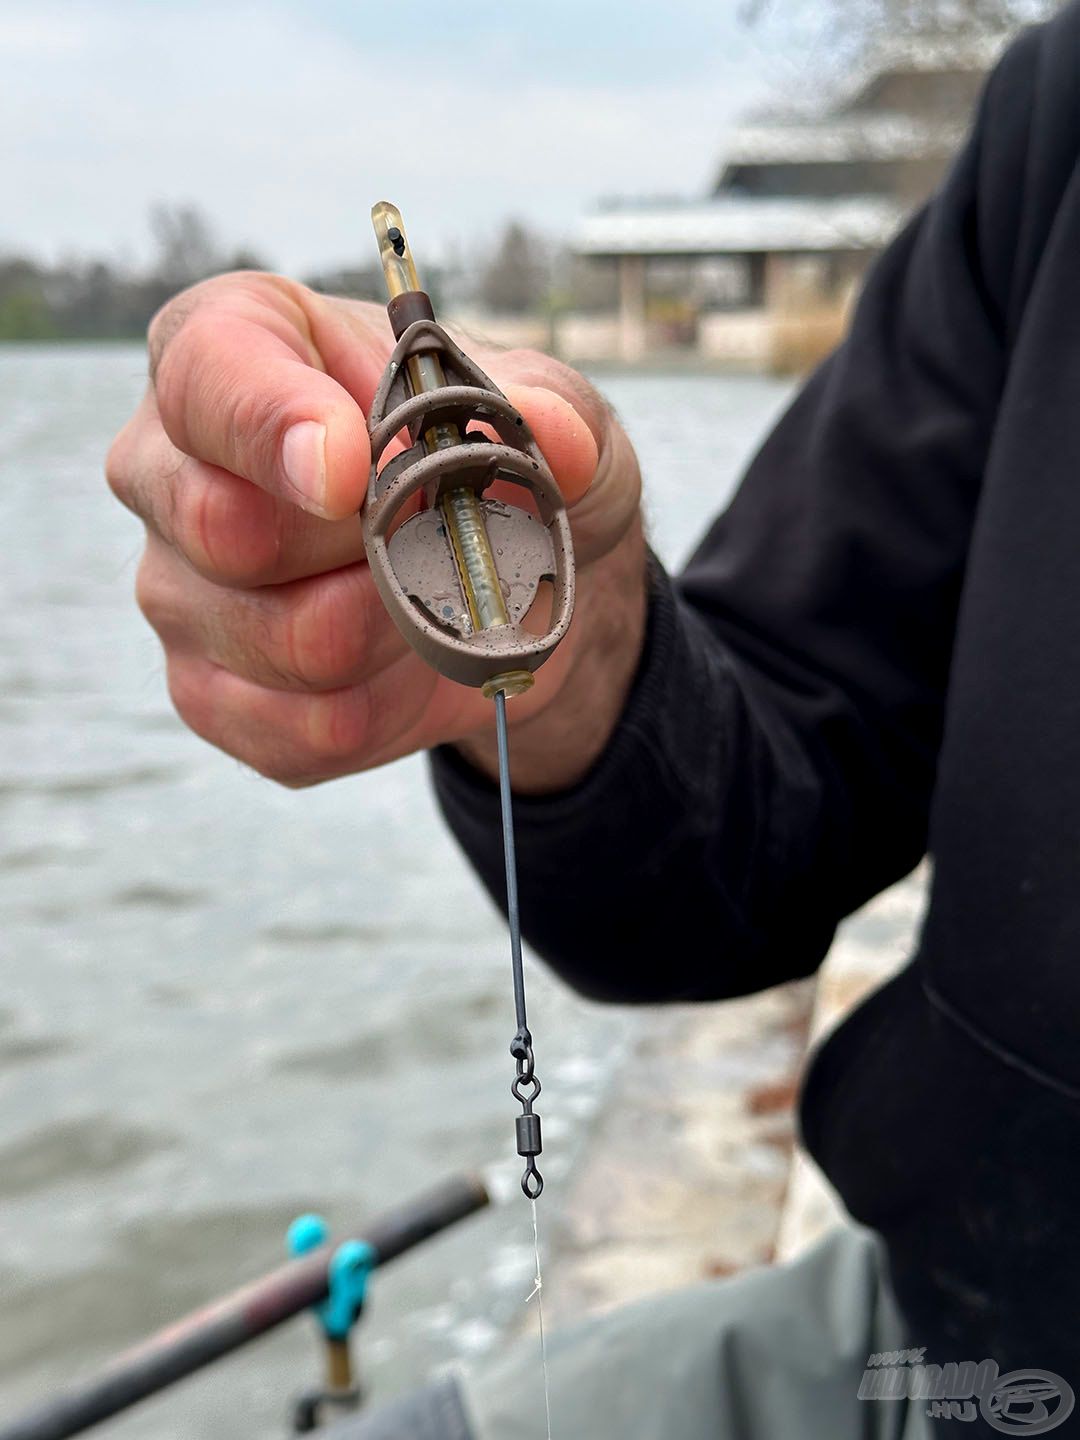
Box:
(0, 344), (795, 1438)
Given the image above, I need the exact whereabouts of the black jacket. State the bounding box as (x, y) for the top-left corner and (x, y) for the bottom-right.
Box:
(431, 5), (1080, 1400)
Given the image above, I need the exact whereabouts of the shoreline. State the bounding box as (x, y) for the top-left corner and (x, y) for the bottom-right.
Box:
(537, 868), (927, 1325)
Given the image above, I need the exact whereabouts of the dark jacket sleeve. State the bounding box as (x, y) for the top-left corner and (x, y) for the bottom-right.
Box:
(428, 14), (1063, 1003)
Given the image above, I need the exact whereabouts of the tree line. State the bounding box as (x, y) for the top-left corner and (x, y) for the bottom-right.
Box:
(0, 205), (558, 342)
(4, 0), (1054, 342)
(0, 205), (267, 341)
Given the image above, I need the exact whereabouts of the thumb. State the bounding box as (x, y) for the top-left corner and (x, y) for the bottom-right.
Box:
(502, 383), (599, 507)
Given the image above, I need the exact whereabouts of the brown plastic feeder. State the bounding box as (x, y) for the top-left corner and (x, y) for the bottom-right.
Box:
(362, 204), (575, 698)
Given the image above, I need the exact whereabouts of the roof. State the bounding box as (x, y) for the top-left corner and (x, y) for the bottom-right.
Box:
(859, 28), (1011, 78)
(575, 22), (1017, 263)
(718, 111), (965, 168)
(824, 27), (1009, 119)
(578, 196), (905, 257)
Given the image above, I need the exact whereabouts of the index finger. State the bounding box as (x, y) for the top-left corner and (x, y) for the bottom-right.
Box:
(150, 274), (375, 519)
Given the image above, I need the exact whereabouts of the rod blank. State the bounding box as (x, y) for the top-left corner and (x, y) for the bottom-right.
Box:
(1, 1173), (489, 1440)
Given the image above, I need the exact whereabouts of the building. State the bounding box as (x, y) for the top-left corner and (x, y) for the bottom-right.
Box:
(568, 30), (1007, 368)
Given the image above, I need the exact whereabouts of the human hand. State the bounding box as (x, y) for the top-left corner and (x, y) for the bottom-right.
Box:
(106, 272), (647, 792)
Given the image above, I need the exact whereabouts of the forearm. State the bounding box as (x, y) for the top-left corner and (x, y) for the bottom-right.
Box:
(430, 549), (845, 1003)
(431, 27), (1029, 1003)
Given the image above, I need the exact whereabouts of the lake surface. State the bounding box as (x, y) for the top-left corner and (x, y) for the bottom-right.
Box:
(0, 344), (795, 1438)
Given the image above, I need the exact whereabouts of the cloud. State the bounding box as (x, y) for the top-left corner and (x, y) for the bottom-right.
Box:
(3, 0), (780, 274)
(0, 13), (89, 54)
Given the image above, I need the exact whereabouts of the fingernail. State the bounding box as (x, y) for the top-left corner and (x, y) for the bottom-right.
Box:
(281, 421), (327, 511)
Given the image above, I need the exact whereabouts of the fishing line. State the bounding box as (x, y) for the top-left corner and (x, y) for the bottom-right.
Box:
(497, 694), (552, 1432)
(527, 1196), (554, 1440)
(494, 689), (528, 1038)
(495, 688), (545, 1201)
(364, 203), (568, 1434)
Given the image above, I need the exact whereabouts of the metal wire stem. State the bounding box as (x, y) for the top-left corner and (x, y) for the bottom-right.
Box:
(494, 689), (544, 1198)
(494, 690), (527, 1036)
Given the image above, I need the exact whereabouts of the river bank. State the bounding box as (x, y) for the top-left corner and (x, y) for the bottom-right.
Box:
(538, 867), (928, 1324)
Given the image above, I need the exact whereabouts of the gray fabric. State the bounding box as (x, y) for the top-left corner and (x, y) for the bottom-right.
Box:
(321, 1225), (930, 1440)
(462, 1225), (930, 1440)
(317, 1375), (473, 1439)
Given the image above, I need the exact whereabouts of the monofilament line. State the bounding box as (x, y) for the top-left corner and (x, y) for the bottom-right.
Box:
(495, 689), (551, 1433)
(528, 1196), (553, 1440)
(494, 689), (528, 1037)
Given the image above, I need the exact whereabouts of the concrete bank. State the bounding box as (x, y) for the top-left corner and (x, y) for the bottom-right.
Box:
(539, 867), (928, 1325)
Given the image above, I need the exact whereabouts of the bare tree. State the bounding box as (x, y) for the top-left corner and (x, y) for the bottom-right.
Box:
(741, 0), (1055, 30)
(149, 203), (222, 290)
(736, 0), (1058, 119)
(478, 222), (550, 315)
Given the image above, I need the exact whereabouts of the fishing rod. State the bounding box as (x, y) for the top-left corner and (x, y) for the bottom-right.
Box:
(0, 1174), (489, 1440)
(365, 201), (576, 1200)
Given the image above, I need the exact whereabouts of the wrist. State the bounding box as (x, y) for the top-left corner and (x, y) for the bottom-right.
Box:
(454, 518), (649, 793)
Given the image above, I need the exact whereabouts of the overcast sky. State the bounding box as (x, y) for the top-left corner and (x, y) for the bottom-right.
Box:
(4, 1), (829, 277)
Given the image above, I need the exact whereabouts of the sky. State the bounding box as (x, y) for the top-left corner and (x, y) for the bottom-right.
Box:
(0, 0), (838, 278)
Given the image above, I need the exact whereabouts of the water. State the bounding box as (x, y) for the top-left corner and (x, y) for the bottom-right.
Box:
(0, 343), (795, 1437)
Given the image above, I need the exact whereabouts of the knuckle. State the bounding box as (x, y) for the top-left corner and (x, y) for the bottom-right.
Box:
(155, 308), (289, 479)
(171, 466), (280, 587)
(150, 272), (316, 472)
(305, 684), (372, 769)
(244, 749), (307, 788)
(152, 305), (255, 462)
(147, 284), (206, 382)
(265, 754), (333, 790)
(165, 650), (319, 790)
(283, 573), (368, 689)
(151, 309), (220, 440)
(276, 773), (323, 790)
(147, 274), (237, 360)
(252, 735), (337, 791)
(169, 467), (218, 578)
(104, 417), (139, 507)
(107, 423), (185, 543)
(165, 654), (214, 741)
(134, 550), (174, 634)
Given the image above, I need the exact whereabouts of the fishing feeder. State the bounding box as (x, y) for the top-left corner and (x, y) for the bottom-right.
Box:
(364, 202), (576, 701)
(365, 203), (580, 1198)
